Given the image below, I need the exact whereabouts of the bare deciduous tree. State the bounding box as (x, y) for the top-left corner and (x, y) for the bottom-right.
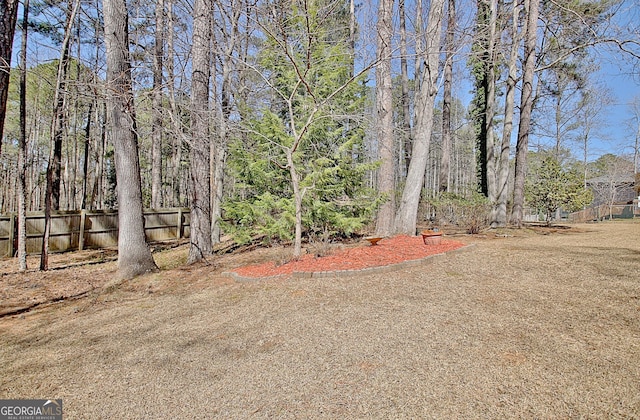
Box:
(395, 0), (445, 235)
(512, 0), (540, 227)
(492, 1), (521, 227)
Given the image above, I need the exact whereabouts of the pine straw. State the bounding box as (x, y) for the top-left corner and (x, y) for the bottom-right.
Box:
(1, 221), (639, 418)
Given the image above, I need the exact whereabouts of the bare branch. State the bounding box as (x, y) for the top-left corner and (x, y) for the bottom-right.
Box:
(536, 38), (640, 73)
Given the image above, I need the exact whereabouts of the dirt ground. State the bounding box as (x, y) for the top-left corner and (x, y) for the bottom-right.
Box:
(1, 220), (639, 418)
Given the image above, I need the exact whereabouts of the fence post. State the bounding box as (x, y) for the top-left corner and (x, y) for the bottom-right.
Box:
(177, 207), (183, 239)
(79, 209), (86, 251)
(9, 213), (16, 258)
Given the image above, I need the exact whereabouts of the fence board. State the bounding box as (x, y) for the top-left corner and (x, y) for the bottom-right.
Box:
(0, 215), (11, 258)
(0, 208), (190, 258)
(568, 203), (640, 223)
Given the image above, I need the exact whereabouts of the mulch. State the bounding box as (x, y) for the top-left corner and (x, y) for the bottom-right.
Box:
(231, 235), (466, 278)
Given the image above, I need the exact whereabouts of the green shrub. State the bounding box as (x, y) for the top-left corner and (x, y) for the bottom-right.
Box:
(526, 156), (593, 225)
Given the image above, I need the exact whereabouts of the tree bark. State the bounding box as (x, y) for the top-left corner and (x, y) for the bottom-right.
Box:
(187, 0), (213, 263)
(104, 0), (157, 278)
(166, 0), (183, 207)
(374, 0), (396, 236)
(209, 79), (223, 245)
(48, 0), (79, 211)
(349, 0), (356, 76)
(399, 0), (412, 174)
(90, 102), (107, 210)
(81, 102), (93, 210)
(473, 0), (498, 199)
(41, 0), (80, 270)
(151, 0), (164, 209)
(210, 143), (226, 244)
(0, 0), (19, 154)
(439, 0), (455, 192)
(394, 0), (445, 235)
(288, 149), (303, 258)
(17, 0), (29, 271)
(492, 2), (521, 227)
(633, 103), (640, 174)
(484, 0), (498, 204)
(211, 2), (241, 245)
(512, 0), (539, 227)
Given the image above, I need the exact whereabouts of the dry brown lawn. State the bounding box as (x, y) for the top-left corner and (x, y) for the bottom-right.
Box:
(1, 220), (639, 418)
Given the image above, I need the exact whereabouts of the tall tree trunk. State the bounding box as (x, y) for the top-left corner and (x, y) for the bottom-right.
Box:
(48, 0), (79, 211)
(439, 0), (455, 192)
(349, 0), (356, 76)
(210, 144), (225, 243)
(581, 119), (591, 187)
(68, 83), (78, 210)
(90, 102), (107, 209)
(472, 0), (490, 196)
(86, 13), (102, 210)
(211, 1), (241, 245)
(399, 0), (412, 174)
(104, 0), (157, 279)
(71, 25), (83, 210)
(210, 70), (227, 245)
(474, 0), (498, 199)
(187, 0), (212, 263)
(40, 0), (80, 270)
(166, 0), (183, 207)
(0, 0), (19, 154)
(484, 0), (498, 205)
(287, 149), (303, 258)
(394, 0), (445, 235)
(512, 0), (539, 227)
(81, 102), (93, 209)
(634, 110), (639, 174)
(17, 0), (29, 271)
(492, 2), (521, 226)
(151, 0), (164, 209)
(374, 0), (395, 236)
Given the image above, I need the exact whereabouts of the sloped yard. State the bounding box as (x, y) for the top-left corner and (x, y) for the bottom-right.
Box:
(1, 221), (639, 418)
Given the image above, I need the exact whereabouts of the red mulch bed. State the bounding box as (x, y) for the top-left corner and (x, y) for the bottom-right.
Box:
(232, 235), (465, 278)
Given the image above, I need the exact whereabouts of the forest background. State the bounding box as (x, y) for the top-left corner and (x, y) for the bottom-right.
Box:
(0, 0), (639, 277)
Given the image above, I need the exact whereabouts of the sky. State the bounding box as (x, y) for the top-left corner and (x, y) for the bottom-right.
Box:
(7, 0), (640, 165)
(595, 60), (639, 158)
(569, 0), (640, 161)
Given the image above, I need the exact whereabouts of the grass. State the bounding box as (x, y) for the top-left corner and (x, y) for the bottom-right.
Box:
(0, 220), (639, 418)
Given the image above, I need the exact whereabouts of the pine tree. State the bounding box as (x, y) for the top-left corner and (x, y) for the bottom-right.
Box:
(222, 0), (378, 254)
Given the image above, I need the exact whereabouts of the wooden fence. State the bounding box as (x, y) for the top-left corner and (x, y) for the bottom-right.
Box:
(0, 208), (191, 258)
(568, 203), (640, 223)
